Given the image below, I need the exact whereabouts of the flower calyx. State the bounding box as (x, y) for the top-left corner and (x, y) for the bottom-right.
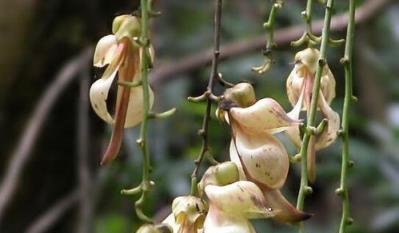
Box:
(162, 196), (207, 233)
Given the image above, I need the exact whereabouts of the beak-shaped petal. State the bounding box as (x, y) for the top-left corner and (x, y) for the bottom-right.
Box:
(262, 189), (312, 223)
(89, 66), (119, 124)
(229, 122), (289, 190)
(286, 89), (305, 148)
(93, 35), (118, 67)
(316, 93), (340, 150)
(229, 98), (301, 135)
(205, 181), (276, 219)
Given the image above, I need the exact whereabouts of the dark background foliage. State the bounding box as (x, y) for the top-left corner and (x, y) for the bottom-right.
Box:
(0, 0), (398, 233)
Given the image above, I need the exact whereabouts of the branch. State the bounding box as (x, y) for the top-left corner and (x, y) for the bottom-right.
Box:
(26, 189), (80, 233)
(190, 0), (223, 196)
(150, 0), (392, 86)
(0, 48), (93, 223)
(76, 65), (93, 233)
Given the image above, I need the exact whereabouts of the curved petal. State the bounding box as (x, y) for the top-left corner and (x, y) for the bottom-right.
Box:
(286, 65), (305, 108)
(93, 35), (118, 67)
(229, 98), (300, 135)
(205, 181), (275, 219)
(321, 66), (336, 105)
(230, 123), (289, 190)
(286, 88), (305, 147)
(89, 65), (119, 124)
(124, 86), (154, 127)
(262, 189), (312, 223)
(316, 93), (340, 150)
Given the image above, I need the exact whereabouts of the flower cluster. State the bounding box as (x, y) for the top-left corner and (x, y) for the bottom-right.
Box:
(90, 15), (154, 165)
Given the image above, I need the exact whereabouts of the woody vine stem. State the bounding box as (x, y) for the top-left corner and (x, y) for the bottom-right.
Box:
(337, 0), (356, 232)
(189, 0), (225, 196)
(296, 0), (335, 232)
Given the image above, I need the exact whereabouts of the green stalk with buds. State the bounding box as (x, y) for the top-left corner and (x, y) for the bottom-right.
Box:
(252, 0), (283, 74)
(337, 0), (356, 232)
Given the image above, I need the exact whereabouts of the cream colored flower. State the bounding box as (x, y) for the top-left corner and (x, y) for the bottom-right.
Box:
(90, 15), (155, 165)
(285, 48), (340, 182)
(217, 83), (310, 223)
(162, 196), (206, 233)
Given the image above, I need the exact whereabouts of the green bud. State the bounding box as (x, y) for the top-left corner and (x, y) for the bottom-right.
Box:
(112, 15), (141, 41)
(198, 162), (239, 196)
(294, 48), (320, 74)
(223, 83), (256, 108)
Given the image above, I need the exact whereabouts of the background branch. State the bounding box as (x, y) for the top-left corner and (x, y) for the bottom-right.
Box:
(26, 189), (80, 233)
(0, 48), (93, 223)
(151, 0), (392, 86)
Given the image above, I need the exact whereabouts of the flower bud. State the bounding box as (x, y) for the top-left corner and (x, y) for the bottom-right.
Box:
(287, 48), (336, 109)
(198, 162), (239, 196)
(294, 48), (319, 74)
(112, 15), (141, 41)
(223, 83), (256, 108)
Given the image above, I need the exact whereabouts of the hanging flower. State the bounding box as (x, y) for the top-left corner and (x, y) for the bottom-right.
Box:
(90, 15), (155, 165)
(285, 48), (340, 182)
(218, 83), (310, 223)
(162, 196), (207, 233)
(203, 181), (275, 233)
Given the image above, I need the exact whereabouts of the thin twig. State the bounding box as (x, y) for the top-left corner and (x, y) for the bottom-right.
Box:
(337, 0), (356, 232)
(190, 0), (223, 196)
(76, 65), (93, 233)
(296, 0), (336, 232)
(26, 189), (80, 233)
(0, 48), (93, 224)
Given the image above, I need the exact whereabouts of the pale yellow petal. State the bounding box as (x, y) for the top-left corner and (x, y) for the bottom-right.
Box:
(229, 98), (300, 135)
(93, 35), (118, 67)
(285, 89), (305, 147)
(230, 125), (289, 189)
(315, 93), (340, 150)
(204, 181), (274, 219)
(124, 85), (154, 128)
(89, 65), (119, 124)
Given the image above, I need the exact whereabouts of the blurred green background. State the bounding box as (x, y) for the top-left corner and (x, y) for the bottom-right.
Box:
(0, 0), (398, 233)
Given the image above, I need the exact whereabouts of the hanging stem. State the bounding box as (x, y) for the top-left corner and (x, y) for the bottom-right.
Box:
(190, 0), (223, 196)
(252, 0), (282, 74)
(337, 0), (356, 232)
(133, 0), (152, 223)
(296, 0), (335, 232)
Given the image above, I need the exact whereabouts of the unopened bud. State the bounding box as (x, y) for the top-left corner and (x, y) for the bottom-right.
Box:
(223, 83), (256, 108)
(112, 15), (141, 41)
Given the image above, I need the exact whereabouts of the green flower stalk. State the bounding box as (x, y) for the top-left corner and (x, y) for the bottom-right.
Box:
(252, 0), (283, 74)
(337, 0), (357, 232)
